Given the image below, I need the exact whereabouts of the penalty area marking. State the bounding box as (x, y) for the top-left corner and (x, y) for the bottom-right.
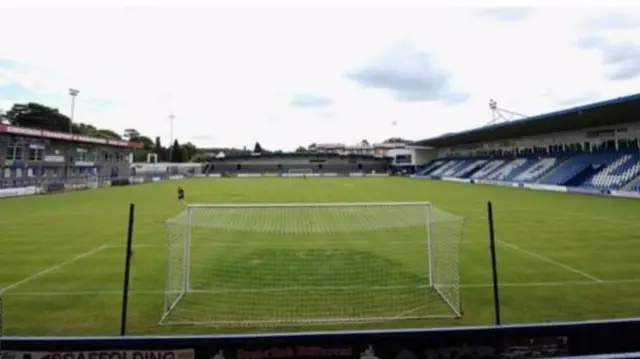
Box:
(5, 278), (640, 297)
(0, 245), (108, 294)
(496, 239), (604, 283)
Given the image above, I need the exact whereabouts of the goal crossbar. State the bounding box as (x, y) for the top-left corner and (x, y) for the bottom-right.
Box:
(185, 201), (432, 209)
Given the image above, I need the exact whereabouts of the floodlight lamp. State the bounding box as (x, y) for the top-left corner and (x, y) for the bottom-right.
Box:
(489, 99), (497, 110)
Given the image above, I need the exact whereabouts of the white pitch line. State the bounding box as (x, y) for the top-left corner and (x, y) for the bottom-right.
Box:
(104, 244), (163, 248)
(497, 239), (604, 283)
(0, 245), (108, 294)
(4, 278), (640, 297)
(459, 278), (640, 288)
(392, 305), (430, 319)
(544, 207), (640, 226)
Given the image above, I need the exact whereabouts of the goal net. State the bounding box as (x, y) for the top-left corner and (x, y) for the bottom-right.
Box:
(162, 202), (464, 329)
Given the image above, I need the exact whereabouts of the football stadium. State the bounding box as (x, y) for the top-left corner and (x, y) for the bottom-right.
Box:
(2, 92), (640, 357)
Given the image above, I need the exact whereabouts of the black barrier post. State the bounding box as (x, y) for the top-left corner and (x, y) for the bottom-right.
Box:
(120, 203), (135, 336)
(487, 201), (501, 326)
(0, 295), (4, 351)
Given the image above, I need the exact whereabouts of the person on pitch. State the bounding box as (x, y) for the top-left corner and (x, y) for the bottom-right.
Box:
(177, 186), (185, 202)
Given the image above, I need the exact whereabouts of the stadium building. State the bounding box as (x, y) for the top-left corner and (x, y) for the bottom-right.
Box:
(202, 152), (391, 176)
(413, 93), (640, 196)
(309, 141), (425, 171)
(194, 142), (429, 177)
(0, 123), (141, 192)
(310, 141), (408, 156)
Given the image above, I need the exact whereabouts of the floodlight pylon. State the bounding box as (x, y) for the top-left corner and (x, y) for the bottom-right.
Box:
(488, 99), (527, 126)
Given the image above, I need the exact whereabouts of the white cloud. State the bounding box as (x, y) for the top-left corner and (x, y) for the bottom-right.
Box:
(0, 76), (10, 87)
(0, 2), (640, 151)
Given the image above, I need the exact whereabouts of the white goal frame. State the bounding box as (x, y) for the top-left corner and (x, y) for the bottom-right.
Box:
(161, 201), (462, 326)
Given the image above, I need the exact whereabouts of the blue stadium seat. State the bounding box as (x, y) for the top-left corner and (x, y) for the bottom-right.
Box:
(416, 152), (640, 192)
(429, 159), (469, 177)
(416, 160), (445, 176)
(514, 157), (564, 183)
(470, 159), (509, 179)
(539, 153), (623, 186)
(484, 158), (543, 181)
(429, 157), (562, 183)
(584, 153), (640, 190)
(437, 159), (477, 177)
(452, 159), (489, 178)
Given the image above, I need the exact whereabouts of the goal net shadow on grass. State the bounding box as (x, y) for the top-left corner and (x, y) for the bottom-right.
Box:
(161, 202), (464, 329)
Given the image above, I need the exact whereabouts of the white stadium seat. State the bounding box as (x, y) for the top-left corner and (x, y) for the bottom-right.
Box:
(470, 160), (506, 179)
(484, 159), (528, 181)
(514, 158), (559, 182)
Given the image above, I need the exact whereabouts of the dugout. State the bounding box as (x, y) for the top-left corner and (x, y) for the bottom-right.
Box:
(412, 93), (640, 157)
(201, 152), (391, 174)
(0, 124), (142, 190)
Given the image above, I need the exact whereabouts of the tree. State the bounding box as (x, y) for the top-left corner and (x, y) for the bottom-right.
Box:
(5, 103), (71, 132)
(170, 139), (183, 163)
(361, 139), (370, 146)
(132, 152), (149, 162)
(181, 142), (197, 161)
(253, 142), (264, 153)
(72, 122), (98, 135)
(154, 136), (167, 162)
(123, 128), (141, 140)
(385, 137), (408, 144)
(295, 146), (307, 153)
(131, 135), (154, 150)
(95, 129), (122, 140)
(191, 153), (210, 163)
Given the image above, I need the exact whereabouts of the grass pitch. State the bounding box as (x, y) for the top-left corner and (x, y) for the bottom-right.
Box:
(1, 177), (640, 336)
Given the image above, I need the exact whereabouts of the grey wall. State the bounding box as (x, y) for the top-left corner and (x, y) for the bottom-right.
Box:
(203, 158), (389, 174)
(0, 134), (133, 189)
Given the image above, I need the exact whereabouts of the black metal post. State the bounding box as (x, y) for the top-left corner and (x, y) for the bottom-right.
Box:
(120, 203), (135, 336)
(487, 201), (501, 326)
(0, 295), (4, 338)
(0, 295), (3, 355)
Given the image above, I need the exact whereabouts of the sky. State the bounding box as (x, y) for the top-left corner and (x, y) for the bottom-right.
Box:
(1, 1), (640, 151)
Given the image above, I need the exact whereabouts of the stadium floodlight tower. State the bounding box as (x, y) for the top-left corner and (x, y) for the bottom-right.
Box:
(68, 88), (80, 133)
(488, 99), (527, 125)
(168, 114), (175, 162)
(161, 201), (465, 330)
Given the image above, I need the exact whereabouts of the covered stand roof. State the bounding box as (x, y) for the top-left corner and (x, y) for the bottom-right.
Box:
(205, 152), (389, 161)
(412, 93), (640, 148)
(0, 124), (143, 149)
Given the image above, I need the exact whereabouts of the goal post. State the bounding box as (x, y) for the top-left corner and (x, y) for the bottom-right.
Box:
(162, 202), (463, 328)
